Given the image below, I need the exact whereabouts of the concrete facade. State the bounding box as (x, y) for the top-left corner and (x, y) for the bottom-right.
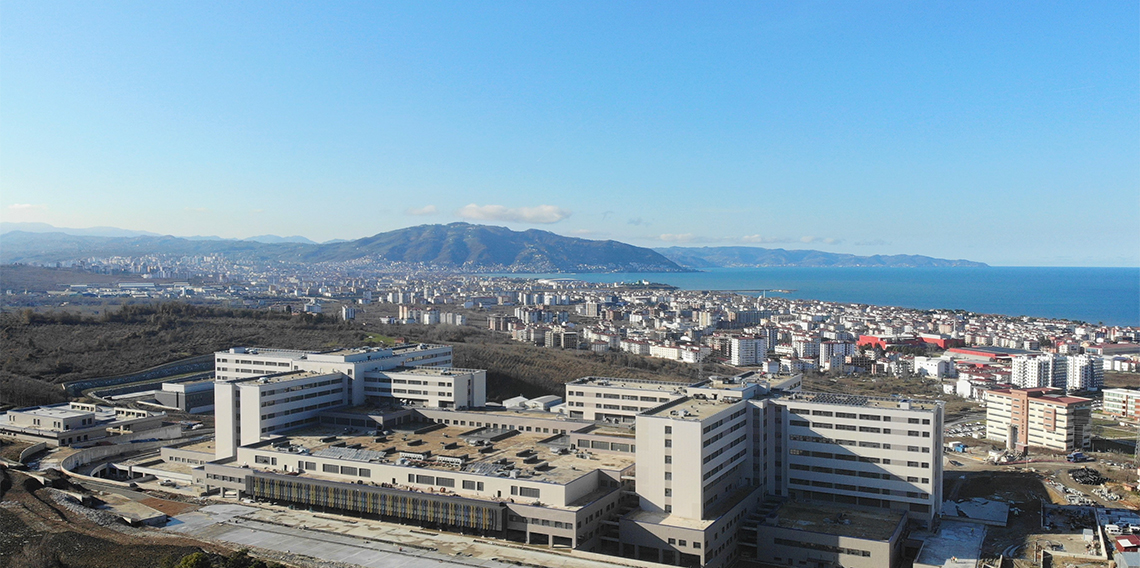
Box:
(984, 387), (1092, 451)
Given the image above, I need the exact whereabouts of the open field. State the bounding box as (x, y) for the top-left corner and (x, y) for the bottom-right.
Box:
(1105, 371), (1140, 389)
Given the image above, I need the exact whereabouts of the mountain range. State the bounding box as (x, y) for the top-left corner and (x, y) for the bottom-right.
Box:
(0, 222), (987, 271)
(0, 223), (686, 272)
(655, 246), (988, 268)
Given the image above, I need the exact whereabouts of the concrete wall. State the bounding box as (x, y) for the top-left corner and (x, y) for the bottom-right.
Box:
(19, 442), (48, 463)
(62, 354), (214, 396)
(60, 438), (177, 471)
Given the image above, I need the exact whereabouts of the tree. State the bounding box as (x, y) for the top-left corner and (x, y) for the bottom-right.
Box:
(174, 552), (213, 568)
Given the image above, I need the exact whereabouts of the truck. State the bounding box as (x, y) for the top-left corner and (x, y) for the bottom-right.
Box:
(1067, 452), (1092, 463)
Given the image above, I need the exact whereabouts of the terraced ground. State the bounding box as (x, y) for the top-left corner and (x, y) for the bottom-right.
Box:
(0, 469), (216, 568)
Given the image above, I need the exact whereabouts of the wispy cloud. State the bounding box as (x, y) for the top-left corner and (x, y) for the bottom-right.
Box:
(627, 217), (645, 226)
(800, 236), (843, 245)
(7, 203), (46, 211)
(854, 239), (890, 246)
(406, 205), (438, 216)
(457, 204), (571, 224)
(740, 234), (794, 244)
(571, 229), (606, 237)
(656, 232), (725, 244)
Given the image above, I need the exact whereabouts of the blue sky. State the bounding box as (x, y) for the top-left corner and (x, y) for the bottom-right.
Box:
(2, 2), (1137, 266)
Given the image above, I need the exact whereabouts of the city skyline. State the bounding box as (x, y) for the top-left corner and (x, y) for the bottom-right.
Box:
(2, 2), (1137, 267)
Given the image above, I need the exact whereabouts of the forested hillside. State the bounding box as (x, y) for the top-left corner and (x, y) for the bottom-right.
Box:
(0, 303), (733, 407)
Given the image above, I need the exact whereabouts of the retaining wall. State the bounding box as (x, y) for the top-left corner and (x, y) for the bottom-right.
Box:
(19, 442), (48, 463)
(63, 354), (214, 396)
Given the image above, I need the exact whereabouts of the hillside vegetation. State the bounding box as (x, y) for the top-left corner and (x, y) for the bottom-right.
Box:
(0, 302), (731, 407)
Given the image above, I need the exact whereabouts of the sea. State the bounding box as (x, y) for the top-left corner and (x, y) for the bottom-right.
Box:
(505, 267), (1140, 327)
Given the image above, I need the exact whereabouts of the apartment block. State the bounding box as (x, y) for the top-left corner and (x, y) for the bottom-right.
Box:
(984, 387), (1092, 452)
(729, 336), (766, 367)
(1009, 354), (1065, 389)
(1066, 354), (1104, 392)
(1103, 388), (1140, 418)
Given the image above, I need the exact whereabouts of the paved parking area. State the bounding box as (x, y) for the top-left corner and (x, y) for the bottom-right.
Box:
(165, 504), (633, 568)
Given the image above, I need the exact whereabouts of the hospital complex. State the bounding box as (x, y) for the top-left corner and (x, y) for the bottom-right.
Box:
(8, 342), (947, 568)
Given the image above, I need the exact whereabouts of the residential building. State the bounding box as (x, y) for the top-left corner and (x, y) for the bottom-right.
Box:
(1009, 354), (1065, 389)
(729, 336), (766, 367)
(1066, 354), (1104, 392)
(1102, 388), (1140, 418)
(983, 387), (1092, 452)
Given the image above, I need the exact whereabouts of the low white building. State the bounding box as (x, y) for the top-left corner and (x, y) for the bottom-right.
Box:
(1, 402), (167, 447)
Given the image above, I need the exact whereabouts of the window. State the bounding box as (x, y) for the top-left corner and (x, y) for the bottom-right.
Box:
(665, 472), (672, 480)
(679, 540), (687, 547)
(664, 440), (672, 448)
(519, 487), (540, 498)
(693, 542), (701, 549)
(665, 426), (672, 434)
(665, 455), (672, 464)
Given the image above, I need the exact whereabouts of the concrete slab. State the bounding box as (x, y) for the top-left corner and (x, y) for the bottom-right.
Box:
(941, 498), (1010, 526)
(914, 520), (986, 568)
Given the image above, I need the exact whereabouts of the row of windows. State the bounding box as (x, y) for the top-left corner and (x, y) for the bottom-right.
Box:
(260, 387), (342, 407)
(260, 379), (341, 397)
(703, 434), (747, 464)
(792, 408), (930, 425)
(703, 420), (747, 447)
(433, 418), (565, 435)
(789, 462), (930, 480)
(789, 448), (931, 464)
(702, 448), (747, 481)
(773, 537), (871, 557)
(789, 477), (929, 494)
(790, 420), (931, 438)
(787, 434), (930, 453)
(205, 473), (242, 483)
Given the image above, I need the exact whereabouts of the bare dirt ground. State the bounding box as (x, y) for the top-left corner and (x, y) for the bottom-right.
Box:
(942, 444), (1139, 567)
(0, 469), (217, 568)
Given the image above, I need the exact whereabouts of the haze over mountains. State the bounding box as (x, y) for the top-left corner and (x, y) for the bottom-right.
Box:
(655, 246), (988, 268)
(0, 222), (987, 271)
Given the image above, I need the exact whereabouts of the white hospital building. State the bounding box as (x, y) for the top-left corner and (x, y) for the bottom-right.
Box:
(178, 344), (942, 568)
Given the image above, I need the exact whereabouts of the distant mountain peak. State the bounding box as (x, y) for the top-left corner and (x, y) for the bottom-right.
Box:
(655, 246), (988, 268)
(1, 223), (688, 273)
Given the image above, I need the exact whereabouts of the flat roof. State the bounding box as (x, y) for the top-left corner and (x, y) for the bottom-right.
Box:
(21, 407), (92, 419)
(256, 423), (635, 489)
(769, 500), (904, 541)
(568, 377), (694, 392)
(913, 520), (985, 568)
(176, 439), (216, 454)
(389, 367), (483, 377)
(782, 391), (940, 411)
(642, 397), (740, 420)
(233, 370), (339, 385)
